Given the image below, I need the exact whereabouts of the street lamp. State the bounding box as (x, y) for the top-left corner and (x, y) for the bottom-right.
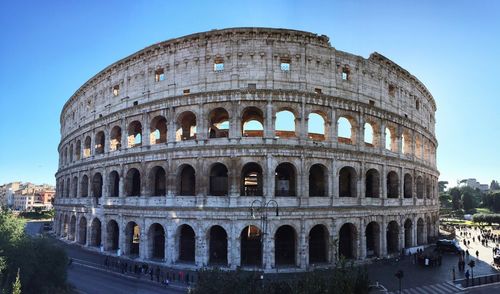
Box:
(249, 199), (279, 269)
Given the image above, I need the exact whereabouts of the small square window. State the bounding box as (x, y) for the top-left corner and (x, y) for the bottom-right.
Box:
(416, 100), (420, 110)
(214, 57), (224, 72)
(248, 83), (256, 90)
(280, 57), (291, 72)
(341, 66), (350, 80)
(183, 89), (190, 95)
(113, 85), (120, 96)
(133, 101), (138, 106)
(314, 88), (322, 94)
(388, 84), (395, 97)
(155, 69), (165, 82)
(369, 100), (375, 106)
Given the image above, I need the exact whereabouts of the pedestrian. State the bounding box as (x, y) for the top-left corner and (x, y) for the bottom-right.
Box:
(476, 250), (479, 259)
(468, 240), (471, 246)
(452, 267), (456, 281)
(149, 268), (154, 281)
(465, 269), (470, 287)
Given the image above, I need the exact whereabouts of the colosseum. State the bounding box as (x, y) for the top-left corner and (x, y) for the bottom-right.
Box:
(54, 27), (439, 272)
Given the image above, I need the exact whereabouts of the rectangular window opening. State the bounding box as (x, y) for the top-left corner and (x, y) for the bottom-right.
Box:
(183, 89), (190, 95)
(369, 100), (375, 106)
(248, 83), (256, 90)
(112, 85), (120, 96)
(341, 66), (350, 80)
(214, 57), (224, 72)
(314, 88), (322, 94)
(155, 69), (165, 82)
(133, 101), (138, 106)
(280, 57), (291, 72)
(388, 84), (395, 97)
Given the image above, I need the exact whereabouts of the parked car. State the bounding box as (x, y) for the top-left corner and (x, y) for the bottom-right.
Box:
(435, 239), (462, 254)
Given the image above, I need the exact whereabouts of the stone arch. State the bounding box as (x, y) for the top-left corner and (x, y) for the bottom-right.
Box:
(404, 174), (413, 198)
(337, 115), (357, 145)
(416, 176), (424, 199)
(148, 223), (165, 259)
(65, 178), (70, 198)
(275, 162), (296, 196)
(387, 171), (399, 198)
(385, 124), (398, 152)
(178, 224), (195, 263)
(339, 223), (357, 259)
(275, 225), (297, 266)
(307, 111), (327, 141)
(92, 173), (103, 198)
(365, 221), (380, 257)
(404, 219), (413, 248)
(386, 220), (399, 254)
(110, 125), (122, 151)
(150, 115), (167, 144)
(364, 122), (376, 147)
(83, 136), (91, 157)
(309, 164), (328, 197)
(209, 163), (228, 196)
(179, 164), (196, 196)
(69, 215), (76, 241)
(240, 162), (263, 196)
(425, 177), (431, 199)
(75, 140), (81, 160)
(402, 129), (412, 154)
(125, 168), (141, 196)
(208, 107), (229, 138)
(127, 120), (142, 147)
(69, 144), (74, 162)
(208, 225), (228, 265)
(365, 169), (380, 198)
(176, 111), (197, 141)
(95, 131), (105, 154)
(339, 166), (357, 197)
(149, 166), (166, 196)
(309, 224), (328, 264)
(90, 218), (102, 247)
(240, 225), (262, 266)
(125, 221), (140, 256)
(71, 176), (78, 198)
(241, 106), (264, 137)
(80, 175), (89, 197)
(108, 170), (120, 197)
(417, 218), (424, 245)
(275, 109), (296, 138)
(106, 219), (119, 251)
(63, 214), (69, 237)
(426, 215), (432, 242)
(78, 216), (87, 245)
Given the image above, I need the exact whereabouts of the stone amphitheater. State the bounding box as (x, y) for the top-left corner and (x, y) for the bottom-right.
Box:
(54, 27), (439, 272)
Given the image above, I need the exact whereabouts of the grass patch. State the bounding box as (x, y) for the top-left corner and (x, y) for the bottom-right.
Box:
(475, 208), (493, 214)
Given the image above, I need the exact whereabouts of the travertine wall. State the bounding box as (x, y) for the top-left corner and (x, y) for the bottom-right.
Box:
(54, 27), (439, 272)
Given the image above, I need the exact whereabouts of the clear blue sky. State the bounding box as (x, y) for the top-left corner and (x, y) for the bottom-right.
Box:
(1, 0), (499, 187)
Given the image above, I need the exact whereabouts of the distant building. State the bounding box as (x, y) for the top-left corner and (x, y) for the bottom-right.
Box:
(462, 178), (489, 192)
(0, 182), (55, 210)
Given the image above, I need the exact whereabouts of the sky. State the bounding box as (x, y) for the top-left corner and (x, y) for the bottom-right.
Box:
(0, 0), (499, 187)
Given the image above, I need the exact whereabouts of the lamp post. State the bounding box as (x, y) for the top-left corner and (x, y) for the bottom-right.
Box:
(250, 199), (279, 270)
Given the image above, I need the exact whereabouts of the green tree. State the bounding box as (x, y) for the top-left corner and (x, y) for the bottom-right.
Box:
(439, 193), (451, 208)
(491, 180), (500, 191)
(438, 181), (449, 192)
(12, 269), (21, 294)
(462, 190), (475, 212)
(450, 187), (461, 210)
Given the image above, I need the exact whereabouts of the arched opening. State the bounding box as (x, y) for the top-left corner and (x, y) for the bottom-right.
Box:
(308, 112), (326, 141)
(63, 215), (69, 237)
(69, 215), (76, 241)
(65, 178), (70, 198)
(309, 164), (327, 197)
(106, 220), (119, 251)
(425, 178), (431, 199)
(92, 173), (103, 198)
(209, 163), (228, 196)
(275, 225), (296, 266)
(83, 136), (91, 157)
(309, 225), (328, 264)
(150, 116), (167, 144)
(275, 162), (296, 196)
(108, 171), (120, 197)
(365, 169), (380, 198)
(416, 176), (424, 199)
(426, 216), (432, 242)
(127, 121), (142, 147)
(78, 217), (87, 245)
(364, 122), (375, 147)
(365, 222), (380, 257)
(148, 223), (165, 260)
(125, 168), (141, 196)
(404, 219), (413, 248)
(176, 111), (197, 141)
(95, 131), (105, 154)
(338, 116), (354, 144)
(415, 136), (423, 158)
(404, 174), (413, 198)
(90, 218), (102, 247)
(386, 221), (399, 254)
(71, 176), (78, 198)
(339, 166), (357, 197)
(64, 147), (68, 165)
(179, 165), (195, 196)
(69, 144), (74, 162)
(178, 224), (195, 263)
(209, 225), (228, 265)
(80, 175), (88, 197)
(402, 131), (412, 154)
(110, 126), (122, 151)
(208, 108), (229, 138)
(240, 162), (263, 196)
(75, 140), (81, 160)
(387, 171), (399, 198)
(417, 218), (424, 245)
(125, 221), (140, 256)
(240, 225), (262, 266)
(339, 223), (357, 259)
(385, 127), (392, 150)
(242, 107), (264, 137)
(275, 110), (296, 138)
(150, 166), (166, 196)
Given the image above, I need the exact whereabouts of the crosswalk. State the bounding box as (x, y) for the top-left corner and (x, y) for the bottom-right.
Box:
(388, 282), (463, 294)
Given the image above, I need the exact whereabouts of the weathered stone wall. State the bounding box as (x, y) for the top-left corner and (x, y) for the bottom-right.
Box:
(54, 27), (439, 272)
